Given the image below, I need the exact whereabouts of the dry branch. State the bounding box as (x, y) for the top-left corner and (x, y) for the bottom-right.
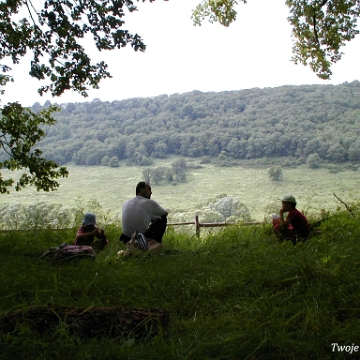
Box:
(0, 306), (169, 339)
(333, 192), (353, 215)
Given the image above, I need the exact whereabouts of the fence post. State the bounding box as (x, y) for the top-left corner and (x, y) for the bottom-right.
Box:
(195, 215), (200, 237)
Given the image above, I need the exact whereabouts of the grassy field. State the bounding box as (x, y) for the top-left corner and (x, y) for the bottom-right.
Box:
(1, 206), (360, 359)
(1, 158), (359, 223)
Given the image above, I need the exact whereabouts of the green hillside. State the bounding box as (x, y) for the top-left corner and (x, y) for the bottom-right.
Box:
(21, 81), (360, 167)
(1, 82), (360, 228)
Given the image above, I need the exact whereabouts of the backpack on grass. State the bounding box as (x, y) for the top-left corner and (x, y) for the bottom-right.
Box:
(40, 243), (96, 263)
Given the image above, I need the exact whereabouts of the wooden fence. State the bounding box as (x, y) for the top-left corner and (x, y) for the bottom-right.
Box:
(0, 215), (263, 237)
(168, 215), (262, 237)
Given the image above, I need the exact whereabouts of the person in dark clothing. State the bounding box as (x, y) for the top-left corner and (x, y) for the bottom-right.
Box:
(74, 212), (108, 250)
(273, 195), (310, 244)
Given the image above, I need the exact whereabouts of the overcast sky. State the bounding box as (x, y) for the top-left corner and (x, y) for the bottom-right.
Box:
(2, 0), (360, 107)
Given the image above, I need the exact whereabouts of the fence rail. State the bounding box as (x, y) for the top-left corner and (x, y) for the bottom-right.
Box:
(0, 215), (263, 237)
(168, 215), (262, 237)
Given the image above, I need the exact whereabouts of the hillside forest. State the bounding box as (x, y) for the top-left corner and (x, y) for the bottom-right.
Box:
(3, 81), (360, 170)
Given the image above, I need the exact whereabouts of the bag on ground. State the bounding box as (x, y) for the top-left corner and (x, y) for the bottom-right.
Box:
(40, 243), (96, 262)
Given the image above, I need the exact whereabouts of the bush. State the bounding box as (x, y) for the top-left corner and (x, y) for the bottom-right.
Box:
(109, 156), (120, 167)
(101, 155), (110, 166)
(268, 166), (283, 181)
(307, 153), (322, 169)
(327, 164), (343, 174)
(208, 195), (252, 221)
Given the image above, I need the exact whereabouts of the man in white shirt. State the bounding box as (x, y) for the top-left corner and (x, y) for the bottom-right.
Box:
(120, 182), (168, 244)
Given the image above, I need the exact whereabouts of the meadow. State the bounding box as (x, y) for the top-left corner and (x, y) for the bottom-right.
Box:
(1, 158), (359, 224)
(1, 205), (360, 359)
(1, 158), (360, 359)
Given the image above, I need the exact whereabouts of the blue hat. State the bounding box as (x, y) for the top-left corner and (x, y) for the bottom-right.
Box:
(82, 212), (97, 225)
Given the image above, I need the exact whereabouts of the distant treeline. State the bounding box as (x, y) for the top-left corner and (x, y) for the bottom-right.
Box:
(19, 81), (360, 166)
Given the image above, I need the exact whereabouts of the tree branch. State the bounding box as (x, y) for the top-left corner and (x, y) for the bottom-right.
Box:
(319, 0), (329, 7)
(311, 0), (329, 49)
(24, 0), (38, 26)
(312, 9), (321, 47)
(0, 135), (12, 157)
(333, 192), (353, 215)
(312, 0), (329, 49)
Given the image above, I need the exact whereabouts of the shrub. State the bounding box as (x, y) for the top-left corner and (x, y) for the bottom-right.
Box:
(268, 166), (283, 181)
(307, 153), (322, 169)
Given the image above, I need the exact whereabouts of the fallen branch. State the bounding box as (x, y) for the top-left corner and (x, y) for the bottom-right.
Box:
(0, 306), (169, 339)
(333, 192), (353, 215)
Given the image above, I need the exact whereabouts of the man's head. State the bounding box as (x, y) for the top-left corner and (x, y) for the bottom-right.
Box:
(281, 194), (296, 211)
(136, 181), (152, 199)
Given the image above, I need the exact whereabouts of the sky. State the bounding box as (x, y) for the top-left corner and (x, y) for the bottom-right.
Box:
(2, 0), (360, 107)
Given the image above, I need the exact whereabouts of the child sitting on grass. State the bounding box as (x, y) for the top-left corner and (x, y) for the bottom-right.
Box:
(74, 212), (109, 250)
(273, 195), (310, 244)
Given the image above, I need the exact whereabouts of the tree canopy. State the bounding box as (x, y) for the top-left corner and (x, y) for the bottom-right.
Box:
(15, 81), (360, 170)
(1, 0), (358, 99)
(0, 103), (68, 193)
(0, 0), (160, 98)
(192, 0), (360, 79)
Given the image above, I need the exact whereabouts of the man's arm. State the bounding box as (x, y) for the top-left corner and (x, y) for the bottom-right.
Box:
(148, 199), (168, 218)
(279, 209), (291, 228)
(76, 226), (101, 239)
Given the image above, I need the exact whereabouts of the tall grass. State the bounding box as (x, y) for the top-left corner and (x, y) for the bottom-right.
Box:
(1, 205), (360, 359)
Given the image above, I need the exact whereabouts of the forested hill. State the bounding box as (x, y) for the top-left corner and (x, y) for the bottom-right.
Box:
(32, 81), (360, 167)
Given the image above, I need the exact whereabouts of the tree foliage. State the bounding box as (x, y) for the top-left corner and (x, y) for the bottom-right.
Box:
(142, 160), (187, 185)
(0, 0), (166, 193)
(192, 0), (360, 79)
(0, 103), (68, 193)
(192, 0), (240, 27)
(29, 82), (360, 168)
(0, 0), (160, 98)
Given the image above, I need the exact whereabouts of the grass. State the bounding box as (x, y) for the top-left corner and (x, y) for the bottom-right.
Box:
(1, 158), (360, 222)
(1, 205), (360, 359)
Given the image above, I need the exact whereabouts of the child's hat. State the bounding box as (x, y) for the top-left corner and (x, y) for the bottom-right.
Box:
(83, 212), (97, 225)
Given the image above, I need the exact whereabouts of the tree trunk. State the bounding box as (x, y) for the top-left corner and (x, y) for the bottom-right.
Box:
(0, 306), (169, 339)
